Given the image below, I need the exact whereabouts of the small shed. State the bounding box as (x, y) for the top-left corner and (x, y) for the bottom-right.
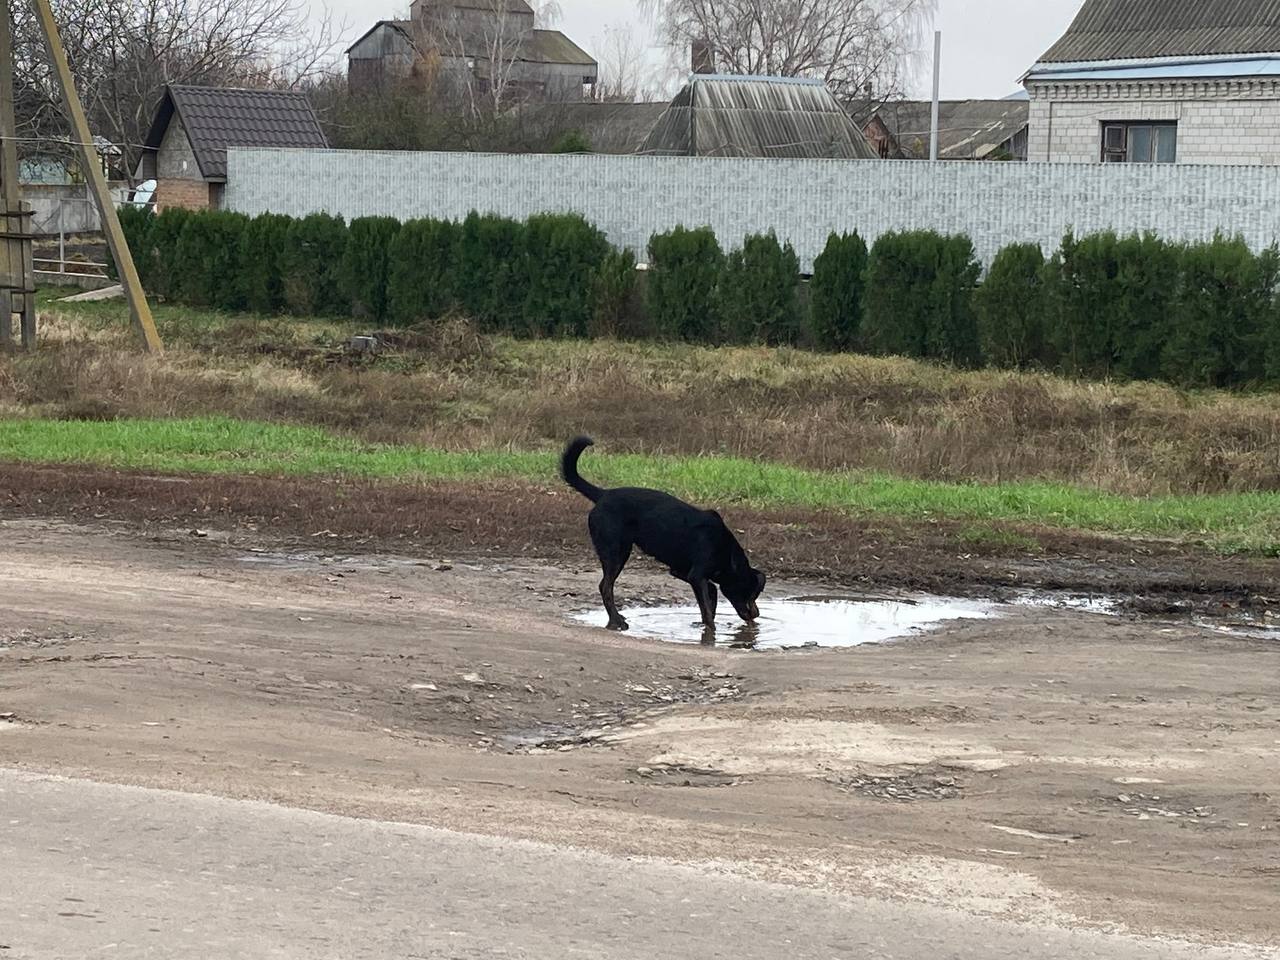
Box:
(139, 85), (329, 211)
(637, 75), (878, 160)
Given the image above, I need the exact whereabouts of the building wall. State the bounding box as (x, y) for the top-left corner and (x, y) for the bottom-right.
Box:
(156, 178), (212, 212)
(157, 116), (203, 180)
(1027, 78), (1280, 165)
(226, 147), (1280, 271)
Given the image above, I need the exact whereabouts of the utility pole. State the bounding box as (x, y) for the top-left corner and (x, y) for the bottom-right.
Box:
(27, 0), (163, 353)
(0, 0), (34, 349)
(929, 30), (942, 162)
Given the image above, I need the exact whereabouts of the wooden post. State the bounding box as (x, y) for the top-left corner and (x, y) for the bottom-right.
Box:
(0, 0), (19, 348)
(30, 0), (163, 354)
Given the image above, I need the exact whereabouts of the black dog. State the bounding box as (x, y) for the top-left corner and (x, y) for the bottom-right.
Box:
(561, 436), (766, 631)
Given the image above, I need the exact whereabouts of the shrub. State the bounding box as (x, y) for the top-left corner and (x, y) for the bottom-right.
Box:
(110, 205), (154, 285)
(808, 231), (868, 351)
(239, 212), (294, 314)
(280, 213), (349, 316)
(522, 213), (610, 337)
(927, 234), (983, 366)
(1046, 231), (1183, 380)
(144, 207), (193, 301)
(719, 231), (801, 345)
(339, 216), (401, 321)
(590, 248), (640, 338)
(974, 242), (1046, 369)
(865, 230), (981, 364)
(550, 130), (592, 154)
(173, 210), (250, 310)
(387, 217), (460, 325)
(1163, 236), (1275, 388)
(456, 212), (527, 331)
(646, 226), (723, 342)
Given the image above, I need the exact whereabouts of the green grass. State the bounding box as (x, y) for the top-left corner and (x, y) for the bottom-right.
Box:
(2, 415), (1278, 554)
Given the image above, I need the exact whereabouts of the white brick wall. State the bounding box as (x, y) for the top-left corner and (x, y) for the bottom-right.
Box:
(226, 147), (1280, 271)
(1027, 78), (1280, 165)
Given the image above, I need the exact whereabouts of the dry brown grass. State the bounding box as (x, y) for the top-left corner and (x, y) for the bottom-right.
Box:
(4, 300), (1280, 497)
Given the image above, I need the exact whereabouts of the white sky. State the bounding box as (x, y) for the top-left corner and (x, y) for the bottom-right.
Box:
(318, 0), (1087, 100)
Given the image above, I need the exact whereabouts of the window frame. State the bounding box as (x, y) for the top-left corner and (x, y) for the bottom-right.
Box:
(1100, 121), (1178, 164)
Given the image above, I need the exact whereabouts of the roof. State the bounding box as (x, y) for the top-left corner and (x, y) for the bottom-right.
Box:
(526, 29), (595, 66)
(144, 84), (327, 181)
(638, 75), (878, 160)
(1037, 0), (1280, 64)
(451, 0), (533, 11)
(858, 99), (1029, 160)
(347, 21), (594, 67)
(524, 101), (667, 153)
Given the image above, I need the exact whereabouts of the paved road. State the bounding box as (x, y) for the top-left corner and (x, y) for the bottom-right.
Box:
(0, 769), (1271, 960)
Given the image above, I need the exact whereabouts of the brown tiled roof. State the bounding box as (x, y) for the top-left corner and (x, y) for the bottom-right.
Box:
(1039, 0), (1280, 63)
(144, 85), (328, 181)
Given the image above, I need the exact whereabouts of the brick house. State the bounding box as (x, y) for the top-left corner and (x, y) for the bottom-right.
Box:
(138, 85), (329, 211)
(1024, 0), (1280, 164)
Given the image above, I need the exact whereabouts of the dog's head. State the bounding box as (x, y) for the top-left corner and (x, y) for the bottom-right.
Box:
(722, 567), (767, 623)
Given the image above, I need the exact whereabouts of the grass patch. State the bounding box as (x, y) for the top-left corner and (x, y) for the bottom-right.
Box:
(1, 415), (1277, 554)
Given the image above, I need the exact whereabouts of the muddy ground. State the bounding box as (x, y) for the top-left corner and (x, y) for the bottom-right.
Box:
(1, 468), (1278, 951)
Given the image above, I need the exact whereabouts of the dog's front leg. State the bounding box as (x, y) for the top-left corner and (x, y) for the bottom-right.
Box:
(692, 579), (718, 628)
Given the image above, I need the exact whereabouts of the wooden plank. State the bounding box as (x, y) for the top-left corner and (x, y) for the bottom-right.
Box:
(18, 198), (32, 347)
(30, 0), (163, 354)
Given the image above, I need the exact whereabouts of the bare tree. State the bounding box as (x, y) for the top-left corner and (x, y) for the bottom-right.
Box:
(638, 0), (937, 99)
(594, 24), (652, 102)
(11, 0), (345, 181)
(413, 0), (564, 117)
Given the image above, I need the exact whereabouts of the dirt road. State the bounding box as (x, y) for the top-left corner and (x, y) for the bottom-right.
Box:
(4, 769), (1272, 960)
(1, 518), (1278, 955)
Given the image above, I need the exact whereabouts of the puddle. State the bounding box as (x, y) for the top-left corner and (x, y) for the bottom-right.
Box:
(573, 595), (997, 650)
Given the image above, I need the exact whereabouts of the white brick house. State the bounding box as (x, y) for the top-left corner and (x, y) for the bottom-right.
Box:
(1023, 0), (1280, 165)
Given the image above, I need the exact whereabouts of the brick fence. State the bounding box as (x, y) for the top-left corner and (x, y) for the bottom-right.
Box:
(226, 147), (1280, 271)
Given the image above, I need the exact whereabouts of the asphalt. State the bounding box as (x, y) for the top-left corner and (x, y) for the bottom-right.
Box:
(1, 769), (1272, 960)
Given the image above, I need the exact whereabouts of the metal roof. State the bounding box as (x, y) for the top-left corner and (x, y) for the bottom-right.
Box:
(143, 85), (328, 181)
(1038, 0), (1280, 64)
(858, 99), (1029, 160)
(1030, 54), (1280, 81)
(638, 75), (877, 160)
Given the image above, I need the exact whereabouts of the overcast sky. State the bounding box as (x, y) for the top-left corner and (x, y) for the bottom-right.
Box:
(322, 0), (1086, 100)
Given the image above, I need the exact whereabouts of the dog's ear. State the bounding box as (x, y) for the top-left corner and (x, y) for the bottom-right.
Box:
(755, 570), (767, 592)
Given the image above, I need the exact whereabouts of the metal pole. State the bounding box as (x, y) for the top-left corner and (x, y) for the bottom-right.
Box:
(929, 30), (942, 162)
(30, 0), (163, 353)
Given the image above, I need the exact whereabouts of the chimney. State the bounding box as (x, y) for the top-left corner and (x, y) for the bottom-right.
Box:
(691, 39), (715, 75)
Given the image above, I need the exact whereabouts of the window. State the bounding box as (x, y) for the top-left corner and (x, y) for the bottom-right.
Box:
(1101, 122), (1177, 163)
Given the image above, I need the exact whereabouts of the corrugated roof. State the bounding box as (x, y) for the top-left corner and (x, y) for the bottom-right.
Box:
(1038, 0), (1280, 63)
(638, 76), (877, 160)
(145, 85), (328, 181)
(866, 99), (1029, 160)
(526, 101), (667, 153)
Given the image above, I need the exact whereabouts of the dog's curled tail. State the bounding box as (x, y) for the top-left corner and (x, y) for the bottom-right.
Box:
(560, 436), (603, 503)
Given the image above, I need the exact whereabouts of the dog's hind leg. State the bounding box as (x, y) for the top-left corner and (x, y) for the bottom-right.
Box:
(589, 516), (632, 631)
